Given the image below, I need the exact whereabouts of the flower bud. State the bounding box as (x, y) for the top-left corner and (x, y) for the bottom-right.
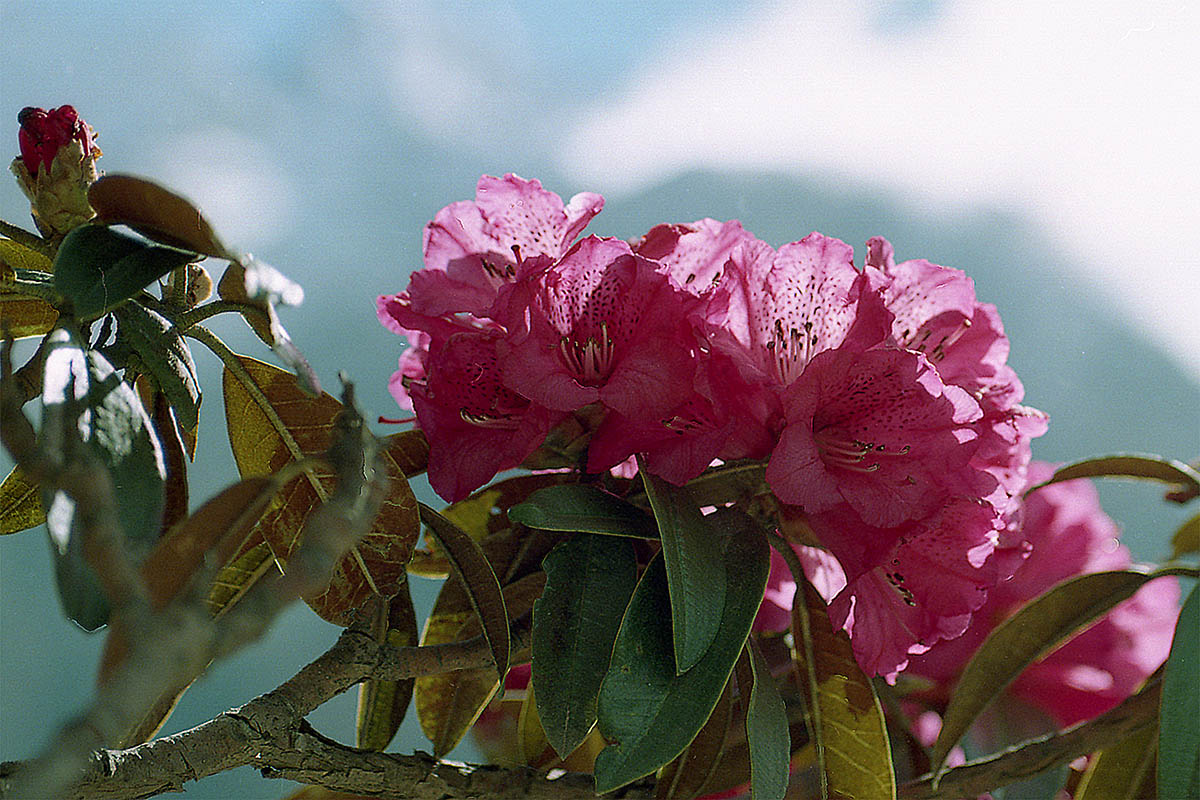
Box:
(10, 105), (101, 238)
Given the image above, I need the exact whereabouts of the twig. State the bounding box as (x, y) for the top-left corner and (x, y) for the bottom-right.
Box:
(898, 678), (1162, 799)
(0, 220), (53, 257)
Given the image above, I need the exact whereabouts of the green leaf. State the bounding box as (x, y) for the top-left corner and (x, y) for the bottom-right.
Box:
(419, 503), (509, 683)
(1073, 724), (1157, 800)
(1170, 513), (1200, 560)
(642, 467), (727, 673)
(356, 589), (419, 751)
(932, 568), (1176, 775)
(683, 460), (768, 507)
(592, 509), (769, 794)
(0, 465), (45, 534)
(1159, 581), (1200, 799)
(532, 534), (638, 758)
(1029, 454), (1200, 501)
(115, 302), (201, 430)
(792, 579), (894, 800)
(54, 224), (197, 320)
(509, 484), (659, 539)
(40, 329), (166, 630)
(745, 639), (790, 800)
(655, 675), (736, 799)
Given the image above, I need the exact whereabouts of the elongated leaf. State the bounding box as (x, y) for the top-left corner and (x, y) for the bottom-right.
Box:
(0, 236), (53, 272)
(418, 503), (509, 682)
(655, 673), (735, 800)
(509, 484), (659, 539)
(793, 579), (894, 800)
(593, 510), (769, 794)
(382, 429), (430, 477)
(87, 174), (231, 258)
(1159, 581), (1200, 799)
(517, 684), (555, 767)
(932, 568), (1175, 774)
(642, 468), (727, 673)
(414, 571), (539, 758)
(1073, 724), (1157, 800)
(0, 465), (44, 534)
(136, 378), (188, 538)
(0, 293), (58, 339)
(1170, 513), (1200, 560)
(205, 533), (278, 615)
(1030, 454), (1200, 501)
(356, 589), (419, 751)
(223, 356), (417, 623)
(533, 534), (638, 758)
(54, 224), (197, 320)
(683, 460), (769, 507)
(117, 302), (201, 429)
(41, 329), (166, 630)
(745, 639), (790, 800)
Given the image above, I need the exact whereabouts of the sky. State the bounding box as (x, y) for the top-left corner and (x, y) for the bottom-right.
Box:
(1, 1), (1198, 797)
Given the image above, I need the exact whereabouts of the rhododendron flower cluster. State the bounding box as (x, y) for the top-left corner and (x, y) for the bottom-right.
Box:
(379, 174), (1047, 678)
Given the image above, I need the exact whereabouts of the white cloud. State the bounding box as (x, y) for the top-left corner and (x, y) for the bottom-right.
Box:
(146, 128), (298, 251)
(558, 0), (1200, 379)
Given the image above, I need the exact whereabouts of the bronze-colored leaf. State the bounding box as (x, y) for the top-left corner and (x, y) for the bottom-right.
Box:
(0, 464), (44, 535)
(0, 236), (54, 273)
(0, 293), (58, 339)
(223, 355), (419, 624)
(444, 473), (577, 543)
(414, 571), (542, 758)
(419, 505), (510, 677)
(382, 429), (429, 477)
(1169, 513), (1199, 560)
(205, 533), (278, 615)
(138, 379), (189, 536)
(87, 174), (230, 258)
(517, 684), (556, 768)
(356, 589), (420, 751)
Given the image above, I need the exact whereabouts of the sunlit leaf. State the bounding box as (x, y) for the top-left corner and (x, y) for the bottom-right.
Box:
(593, 510), (769, 794)
(0, 236), (53, 273)
(0, 465), (44, 535)
(87, 174), (231, 258)
(1073, 724), (1157, 800)
(793, 579), (894, 800)
(533, 534), (638, 758)
(1029, 453), (1200, 502)
(414, 572), (540, 758)
(418, 504), (509, 682)
(0, 293), (57, 339)
(642, 467), (727, 673)
(117, 302), (201, 430)
(223, 355), (418, 624)
(744, 639), (790, 800)
(509, 483), (659, 539)
(1159, 581), (1200, 799)
(356, 589), (419, 751)
(54, 224), (197, 320)
(1170, 513), (1200, 560)
(445, 473), (577, 544)
(40, 329), (166, 630)
(205, 533), (278, 615)
(932, 568), (1177, 774)
(516, 684), (556, 768)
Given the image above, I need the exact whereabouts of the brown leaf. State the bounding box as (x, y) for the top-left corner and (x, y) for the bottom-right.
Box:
(87, 174), (230, 258)
(137, 378), (189, 535)
(356, 590), (420, 751)
(223, 355), (419, 624)
(382, 429), (430, 477)
(206, 533), (278, 615)
(0, 294), (58, 339)
(0, 464), (44, 535)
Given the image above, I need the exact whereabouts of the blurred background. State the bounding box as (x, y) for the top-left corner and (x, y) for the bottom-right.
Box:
(2, 1), (1197, 797)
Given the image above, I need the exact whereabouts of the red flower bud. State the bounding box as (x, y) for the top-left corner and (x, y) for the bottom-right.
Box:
(17, 105), (95, 179)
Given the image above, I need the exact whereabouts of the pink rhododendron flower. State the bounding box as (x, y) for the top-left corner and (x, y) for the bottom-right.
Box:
(496, 236), (703, 421)
(17, 105), (95, 178)
(795, 497), (1007, 680)
(767, 345), (986, 527)
(865, 236), (1047, 508)
(407, 173), (603, 317)
(905, 462), (1181, 726)
(403, 322), (563, 501)
(753, 548), (798, 633)
(631, 218), (754, 295)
